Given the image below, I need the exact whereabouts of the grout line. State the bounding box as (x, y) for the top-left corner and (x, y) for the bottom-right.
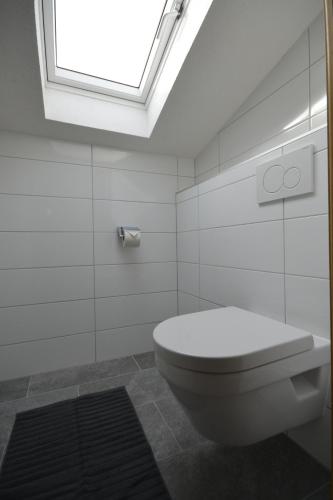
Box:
(131, 355), (141, 371)
(282, 198), (287, 324)
(0, 261), (178, 271)
(26, 376), (32, 398)
(1, 330), (95, 348)
(94, 164), (179, 178)
(0, 290), (178, 310)
(153, 401), (183, 452)
(91, 144), (97, 363)
(178, 212), (329, 232)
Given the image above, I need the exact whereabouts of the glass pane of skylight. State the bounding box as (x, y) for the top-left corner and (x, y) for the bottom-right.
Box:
(55, 0), (168, 88)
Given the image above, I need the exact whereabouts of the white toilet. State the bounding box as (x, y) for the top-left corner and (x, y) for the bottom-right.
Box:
(153, 307), (330, 446)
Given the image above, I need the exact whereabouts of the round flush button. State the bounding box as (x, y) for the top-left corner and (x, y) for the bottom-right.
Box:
(283, 167), (301, 189)
(263, 165), (284, 193)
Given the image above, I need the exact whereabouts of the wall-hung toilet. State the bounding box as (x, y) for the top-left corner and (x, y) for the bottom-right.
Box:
(153, 307), (330, 446)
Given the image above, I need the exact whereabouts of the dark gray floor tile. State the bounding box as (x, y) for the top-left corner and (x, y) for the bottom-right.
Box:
(134, 351), (155, 370)
(158, 435), (330, 500)
(304, 483), (331, 500)
(0, 377), (29, 402)
(136, 402), (181, 461)
(156, 396), (208, 450)
(79, 368), (172, 407)
(0, 386), (78, 417)
(29, 356), (138, 395)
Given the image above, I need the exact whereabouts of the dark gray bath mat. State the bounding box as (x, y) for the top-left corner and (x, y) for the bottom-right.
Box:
(0, 386), (171, 499)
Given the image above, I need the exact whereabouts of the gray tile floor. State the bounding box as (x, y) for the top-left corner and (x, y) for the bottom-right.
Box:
(0, 351), (330, 500)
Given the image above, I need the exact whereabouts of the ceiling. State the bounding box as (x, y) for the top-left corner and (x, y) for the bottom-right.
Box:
(0, 0), (323, 158)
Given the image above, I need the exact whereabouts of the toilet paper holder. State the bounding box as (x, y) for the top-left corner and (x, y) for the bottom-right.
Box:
(117, 226), (141, 248)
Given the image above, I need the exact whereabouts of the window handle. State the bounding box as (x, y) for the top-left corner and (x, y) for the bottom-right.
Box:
(156, 0), (184, 40)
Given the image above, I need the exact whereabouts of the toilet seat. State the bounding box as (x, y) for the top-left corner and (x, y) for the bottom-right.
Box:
(153, 306), (314, 374)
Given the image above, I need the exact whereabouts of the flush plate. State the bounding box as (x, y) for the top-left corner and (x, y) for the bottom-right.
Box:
(257, 145), (314, 204)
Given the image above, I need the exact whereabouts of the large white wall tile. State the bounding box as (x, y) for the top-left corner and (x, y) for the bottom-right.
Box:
(178, 262), (199, 296)
(283, 126), (327, 155)
(93, 167), (177, 203)
(0, 233), (93, 269)
(0, 267), (94, 307)
(0, 132), (91, 165)
(177, 197), (198, 232)
(94, 200), (176, 233)
(0, 157), (92, 198)
(95, 262), (177, 297)
(310, 58), (327, 117)
(309, 12), (325, 65)
(0, 333), (95, 380)
(200, 221), (284, 273)
(178, 292), (199, 315)
(177, 231), (199, 263)
(95, 291), (177, 331)
(96, 323), (155, 361)
(0, 195), (92, 231)
(285, 215), (329, 279)
(178, 158), (195, 178)
(199, 176), (283, 229)
(195, 136), (219, 176)
(284, 150), (328, 218)
(93, 147), (177, 175)
(219, 72), (309, 163)
(288, 408), (331, 469)
(0, 300), (95, 345)
(200, 265), (285, 322)
(94, 232), (176, 265)
(232, 31), (309, 121)
(285, 275), (330, 339)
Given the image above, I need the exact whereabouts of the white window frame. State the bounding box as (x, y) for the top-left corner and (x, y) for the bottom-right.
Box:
(42, 0), (185, 104)
(35, 0), (214, 137)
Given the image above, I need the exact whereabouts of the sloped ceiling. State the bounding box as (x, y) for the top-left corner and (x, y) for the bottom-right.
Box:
(0, 0), (323, 157)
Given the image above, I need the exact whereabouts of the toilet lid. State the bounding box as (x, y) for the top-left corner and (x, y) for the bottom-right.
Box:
(153, 307), (314, 373)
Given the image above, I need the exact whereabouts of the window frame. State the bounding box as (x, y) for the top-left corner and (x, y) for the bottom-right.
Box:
(42, 0), (185, 104)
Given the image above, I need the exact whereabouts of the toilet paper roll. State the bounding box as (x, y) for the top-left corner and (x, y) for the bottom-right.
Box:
(118, 226), (141, 248)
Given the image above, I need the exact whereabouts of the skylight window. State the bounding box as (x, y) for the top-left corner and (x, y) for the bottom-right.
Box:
(43, 0), (185, 102)
(35, 0), (214, 137)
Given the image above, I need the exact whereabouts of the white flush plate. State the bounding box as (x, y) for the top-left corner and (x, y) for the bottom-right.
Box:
(257, 145), (314, 204)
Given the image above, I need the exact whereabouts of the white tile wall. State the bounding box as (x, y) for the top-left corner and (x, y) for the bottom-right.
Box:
(0, 233), (93, 269)
(0, 333), (95, 380)
(0, 157), (92, 198)
(178, 124), (330, 467)
(194, 14), (327, 184)
(94, 200), (176, 233)
(94, 232), (176, 265)
(219, 71), (309, 164)
(0, 131), (180, 380)
(95, 262), (177, 297)
(178, 262), (199, 296)
(95, 291), (177, 331)
(284, 215), (329, 278)
(96, 323), (156, 361)
(285, 275), (330, 340)
(200, 265), (285, 322)
(309, 12), (325, 65)
(93, 167), (177, 203)
(0, 300), (95, 345)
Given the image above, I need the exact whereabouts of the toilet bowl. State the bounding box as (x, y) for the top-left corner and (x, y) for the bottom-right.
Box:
(153, 307), (330, 446)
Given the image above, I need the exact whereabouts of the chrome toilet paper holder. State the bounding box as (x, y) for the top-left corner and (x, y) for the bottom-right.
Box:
(117, 226), (141, 247)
